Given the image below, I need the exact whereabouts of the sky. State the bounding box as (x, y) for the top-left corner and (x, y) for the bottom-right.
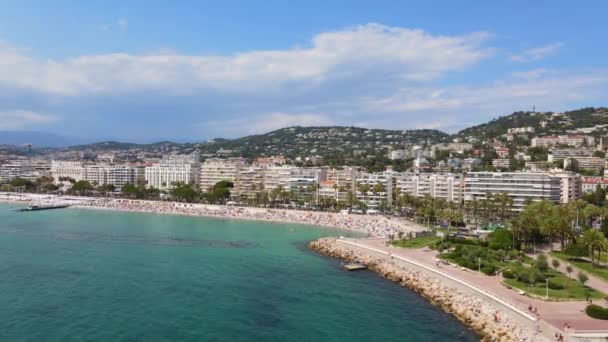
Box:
(0, 0), (607, 143)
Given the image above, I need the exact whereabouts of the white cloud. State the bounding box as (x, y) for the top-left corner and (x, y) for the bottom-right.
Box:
(361, 71), (608, 131)
(0, 24), (492, 95)
(510, 42), (564, 63)
(0, 110), (58, 129)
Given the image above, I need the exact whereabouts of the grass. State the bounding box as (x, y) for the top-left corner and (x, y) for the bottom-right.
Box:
(503, 267), (604, 300)
(552, 251), (608, 282)
(390, 235), (441, 248)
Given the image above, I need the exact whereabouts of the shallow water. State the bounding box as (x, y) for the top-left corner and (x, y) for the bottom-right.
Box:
(0, 203), (477, 341)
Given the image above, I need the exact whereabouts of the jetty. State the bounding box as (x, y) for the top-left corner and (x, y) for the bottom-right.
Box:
(17, 204), (70, 212)
(342, 263), (367, 271)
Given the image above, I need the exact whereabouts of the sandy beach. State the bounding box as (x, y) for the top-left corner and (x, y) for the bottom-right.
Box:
(0, 192), (426, 238)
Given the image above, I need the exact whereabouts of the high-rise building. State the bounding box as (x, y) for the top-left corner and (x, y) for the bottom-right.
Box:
(463, 171), (578, 211)
(199, 158), (245, 191)
(51, 161), (85, 183)
(145, 162), (200, 190)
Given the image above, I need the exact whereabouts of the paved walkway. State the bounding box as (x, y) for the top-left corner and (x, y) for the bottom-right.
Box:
(344, 238), (608, 337)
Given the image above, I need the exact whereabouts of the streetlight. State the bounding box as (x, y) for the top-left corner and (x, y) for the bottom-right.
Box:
(545, 278), (549, 300)
(478, 257), (481, 274)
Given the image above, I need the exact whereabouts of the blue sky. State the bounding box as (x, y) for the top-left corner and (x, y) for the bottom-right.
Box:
(1, 0), (607, 142)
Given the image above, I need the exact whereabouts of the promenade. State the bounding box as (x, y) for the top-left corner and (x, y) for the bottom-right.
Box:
(341, 237), (608, 340)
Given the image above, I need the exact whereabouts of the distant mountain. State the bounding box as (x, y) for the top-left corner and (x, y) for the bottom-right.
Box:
(0, 131), (85, 147)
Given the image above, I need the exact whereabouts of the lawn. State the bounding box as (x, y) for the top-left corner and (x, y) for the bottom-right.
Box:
(552, 251), (608, 282)
(390, 235), (441, 248)
(503, 267), (604, 300)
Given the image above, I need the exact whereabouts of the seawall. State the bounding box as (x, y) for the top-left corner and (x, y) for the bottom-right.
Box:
(309, 237), (543, 342)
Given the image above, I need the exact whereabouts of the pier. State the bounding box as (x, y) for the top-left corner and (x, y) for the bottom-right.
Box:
(342, 263), (367, 271)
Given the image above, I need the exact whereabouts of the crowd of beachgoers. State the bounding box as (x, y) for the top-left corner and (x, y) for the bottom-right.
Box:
(0, 192), (425, 238)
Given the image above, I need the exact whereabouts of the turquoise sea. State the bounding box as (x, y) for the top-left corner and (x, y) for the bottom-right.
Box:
(0, 203), (477, 341)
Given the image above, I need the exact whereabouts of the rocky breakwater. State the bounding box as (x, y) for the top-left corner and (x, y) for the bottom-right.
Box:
(309, 238), (538, 342)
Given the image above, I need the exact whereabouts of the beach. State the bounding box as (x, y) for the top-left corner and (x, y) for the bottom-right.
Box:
(0, 192), (426, 238)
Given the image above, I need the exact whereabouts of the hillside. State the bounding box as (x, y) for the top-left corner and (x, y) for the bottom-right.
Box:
(456, 107), (608, 140)
(201, 126), (449, 158)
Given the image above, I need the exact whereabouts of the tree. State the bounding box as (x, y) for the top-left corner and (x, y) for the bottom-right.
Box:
(71, 180), (94, 195)
(171, 183), (199, 203)
(488, 229), (513, 250)
(578, 272), (589, 287)
(580, 229), (608, 267)
(552, 259), (560, 269)
(535, 254), (549, 272)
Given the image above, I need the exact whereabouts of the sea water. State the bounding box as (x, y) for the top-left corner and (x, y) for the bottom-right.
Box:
(0, 203), (477, 341)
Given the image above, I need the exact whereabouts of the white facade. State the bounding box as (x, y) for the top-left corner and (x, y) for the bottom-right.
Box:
(234, 166), (264, 200)
(0, 163), (35, 183)
(145, 162), (200, 190)
(531, 135), (595, 148)
(394, 173), (463, 202)
(199, 158), (245, 191)
(85, 164), (145, 188)
(464, 172), (566, 211)
(355, 172), (394, 209)
(51, 161), (85, 183)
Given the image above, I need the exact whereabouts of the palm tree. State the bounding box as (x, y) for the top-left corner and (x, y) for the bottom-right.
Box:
(580, 229), (607, 267)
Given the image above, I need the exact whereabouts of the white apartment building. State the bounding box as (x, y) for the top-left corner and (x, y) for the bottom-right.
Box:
(199, 158), (245, 192)
(355, 172), (394, 210)
(531, 135), (595, 148)
(51, 161), (85, 183)
(547, 148), (595, 162)
(492, 158), (511, 170)
(581, 176), (608, 193)
(263, 165), (294, 193)
(0, 163), (35, 183)
(394, 173), (463, 202)
(463, 172), (575, 211)
(507, 127), (535, 134)
(234, 166), (264, 201)
(145, 162), (200, 190)
(325, 167), (358, 202)
(288, 168), (326, 201)
(85, 164), (145, 188)
(564, 157), (605, 172)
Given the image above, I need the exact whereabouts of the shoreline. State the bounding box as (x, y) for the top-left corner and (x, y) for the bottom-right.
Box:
(0, 192), (426, 238)
(309, 237), (546, 342)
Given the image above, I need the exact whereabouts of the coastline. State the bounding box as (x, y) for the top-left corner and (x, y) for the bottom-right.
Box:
(0, 192), (426, 238)
(309, 237), (545, 342)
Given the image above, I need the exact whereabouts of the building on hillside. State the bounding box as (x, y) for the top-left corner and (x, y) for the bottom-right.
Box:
(253, 156), (286, 167)
(145, 162), (200, 190)
(547, 148), (595, 163)
(463, 171), (578, 211)
(531, 135), (595, 148)
(199, 158), (245, 191)
(51, 161), (85, 183)
(507, 127), (535, 134)
(492, 158), (511, 170)
(563, 157), (605, 173)
(495, 147), (510, 158)
(581, 176), (608, 193)
(430, 143), (473, 157)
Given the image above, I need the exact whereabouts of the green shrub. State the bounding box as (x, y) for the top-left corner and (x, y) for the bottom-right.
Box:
(586, 304), (608, 320)
(548, 279), (564, 290)
(488, 229), (513, 250)
(502, 270), (515, 279)
(563, 243), (589, 257)
(516, 270), (529, 284)
(481, 264), (497, 275)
